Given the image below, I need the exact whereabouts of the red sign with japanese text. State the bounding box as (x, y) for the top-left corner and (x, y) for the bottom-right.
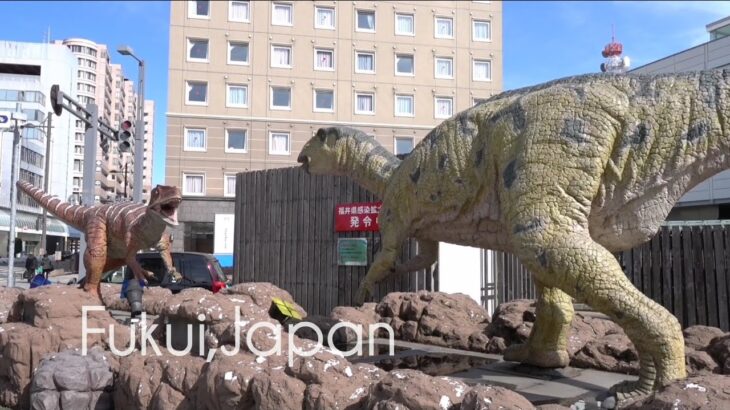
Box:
(334, 202), (382, 232)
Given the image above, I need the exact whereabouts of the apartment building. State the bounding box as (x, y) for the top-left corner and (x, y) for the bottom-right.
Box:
(631, 16), (730, 220)
(56, 38), (154, 204)
(0, 41), (77, 257)
(166, 0), (503, 257)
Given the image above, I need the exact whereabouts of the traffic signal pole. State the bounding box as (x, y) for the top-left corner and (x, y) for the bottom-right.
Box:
(49, 85), (124, 279)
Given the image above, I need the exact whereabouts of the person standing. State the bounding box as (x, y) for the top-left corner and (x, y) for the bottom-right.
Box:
(39, 249), (54, 279)
(24, 252), (38, 281)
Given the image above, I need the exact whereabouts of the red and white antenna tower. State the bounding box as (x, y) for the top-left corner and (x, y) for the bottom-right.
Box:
(600, 25), (630, 73)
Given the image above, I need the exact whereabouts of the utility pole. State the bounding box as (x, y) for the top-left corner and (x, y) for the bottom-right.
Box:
(124, 161), (129, 199)
(39, 112), (52, 252)
(117, 45), (145, 203)
(6, 98), (26, 288)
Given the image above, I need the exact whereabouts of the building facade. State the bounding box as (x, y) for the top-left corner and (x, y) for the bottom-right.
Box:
(166, 0), (503, 261)
(631, 16), (730, 220)
(56, 38), (154, 204)
(0, 41), (78, 257)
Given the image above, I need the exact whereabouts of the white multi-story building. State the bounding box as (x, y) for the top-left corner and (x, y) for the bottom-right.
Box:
(0, 40), (77, 257)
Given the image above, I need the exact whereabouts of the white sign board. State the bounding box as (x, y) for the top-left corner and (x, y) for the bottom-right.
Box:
(214, 214), (235, 254)
(0, 111), (10, 129)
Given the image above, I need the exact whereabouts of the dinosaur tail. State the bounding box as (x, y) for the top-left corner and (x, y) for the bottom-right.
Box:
(16, 181), (88, 229)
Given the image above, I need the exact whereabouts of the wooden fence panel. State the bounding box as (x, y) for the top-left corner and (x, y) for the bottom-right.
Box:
(234, 167), (433, 316)
(491, 224), (730, 331)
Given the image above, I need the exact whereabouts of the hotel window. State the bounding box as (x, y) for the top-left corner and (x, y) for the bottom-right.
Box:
(226, 84), (248, 108)
(270, 86), (292, 110)
(228, 41), (249, 64)
(272, 3), (293, 26)
(315, 6), (335, 29)
(187, 38), (209, 62)
(184, 128), (207, 151)
(271, 45), (292, 68)
(473, 59), (492, 81)
(269, 132), (290, 155)
(226, 129), (248, 153)
(435, 97), (453, 119)
(224, 174), (237, 197)
(229, 1), (249, 22)
(188, 0), (210, 18)
(395, 94), (414, 117)
(395, 13), (414, 36)
(315, 48), (334, 71)
(395, 54), (414, 76)
(435, 57), (453, 79)
(356, 10), (375, 32)
(186, 81), (208, 105)
(183, 173), (205, 196)
(355, 92), (375, 115)
(314, 89), (334, 112)
(355, 51), (375, 74)
(473, 20), (491, 41)
(395, 137), (415, 155)
(435, 17), (454, 39)
(73, 159), (82, 172)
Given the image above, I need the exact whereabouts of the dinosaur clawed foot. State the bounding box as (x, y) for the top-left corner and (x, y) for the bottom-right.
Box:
(82, 282), (103, 301)
(503, 343), (570, 368)
(594, 379), (654, 409)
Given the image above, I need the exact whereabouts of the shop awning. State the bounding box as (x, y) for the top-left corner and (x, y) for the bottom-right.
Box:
(0, 209), (77, 237)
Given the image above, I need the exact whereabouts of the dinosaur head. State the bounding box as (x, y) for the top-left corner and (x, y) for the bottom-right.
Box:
(147, 185), (182, 226)
(298, 127), (372, 175)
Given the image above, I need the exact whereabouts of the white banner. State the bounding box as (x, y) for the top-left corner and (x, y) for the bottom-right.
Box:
(0, 112), (11, 129)
(214, 214), (235, 254)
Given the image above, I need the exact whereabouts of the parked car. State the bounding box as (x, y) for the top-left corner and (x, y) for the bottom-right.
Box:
(78, 252), (230, 293)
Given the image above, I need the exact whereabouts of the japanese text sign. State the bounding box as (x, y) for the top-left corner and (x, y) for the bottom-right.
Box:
(334, 201), (382, 232)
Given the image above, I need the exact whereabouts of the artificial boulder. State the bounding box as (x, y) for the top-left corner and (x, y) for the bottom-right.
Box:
(330, 303), (380, 331)
(570, 333), (639, 374)
(706, 334), (730, 374)
(223, 282), (307, 318)
(624, 374), (730, 409)
(29, 346), (115, 410)
(0, 287), (22, 324)
(485, 299), (535, 346)
(459, 385), (535, 409)
(376, 292), (491, 351)
(683, 326), (726, 351)
(365, 369), (469, 409)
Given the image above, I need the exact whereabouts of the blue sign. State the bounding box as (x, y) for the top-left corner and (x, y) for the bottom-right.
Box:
(0, 112), (10, 128)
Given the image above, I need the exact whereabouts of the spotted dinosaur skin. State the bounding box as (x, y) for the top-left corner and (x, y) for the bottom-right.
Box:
(299, 70), (730, 403)
(17, 181), (182, 299)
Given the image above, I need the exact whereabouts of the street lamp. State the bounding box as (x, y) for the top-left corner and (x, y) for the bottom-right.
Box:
(116, 45), (145, 203)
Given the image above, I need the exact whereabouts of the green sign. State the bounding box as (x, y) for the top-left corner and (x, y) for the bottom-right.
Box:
(337, 238), (368, 266)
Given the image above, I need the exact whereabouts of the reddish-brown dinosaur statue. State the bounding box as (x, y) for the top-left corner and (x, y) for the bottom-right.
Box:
(17, 181), (182, 298)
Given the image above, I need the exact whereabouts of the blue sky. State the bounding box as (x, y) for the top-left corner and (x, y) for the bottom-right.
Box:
(0, 1), (728, 185)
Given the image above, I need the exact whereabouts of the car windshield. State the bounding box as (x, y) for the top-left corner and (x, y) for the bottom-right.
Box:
(209, 258), (228, 282)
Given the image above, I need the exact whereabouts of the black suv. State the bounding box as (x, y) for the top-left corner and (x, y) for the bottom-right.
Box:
(94, 252), (229, 293)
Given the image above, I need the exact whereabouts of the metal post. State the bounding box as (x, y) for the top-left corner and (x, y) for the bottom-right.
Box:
(133, 61), (145, 203)
(40, 113), (52, 252)
(124, 161), (128, 199)
(6, 119), (21, 288)
(78, 103), (99, 280)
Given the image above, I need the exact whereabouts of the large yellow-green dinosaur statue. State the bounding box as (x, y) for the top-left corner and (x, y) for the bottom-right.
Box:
(298, 70), (730, 403)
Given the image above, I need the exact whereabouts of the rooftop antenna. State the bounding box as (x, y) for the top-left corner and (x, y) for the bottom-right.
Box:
(600, 24), (630, 73)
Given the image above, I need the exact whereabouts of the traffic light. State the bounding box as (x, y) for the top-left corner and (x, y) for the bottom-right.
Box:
(117, 120), (133, 153)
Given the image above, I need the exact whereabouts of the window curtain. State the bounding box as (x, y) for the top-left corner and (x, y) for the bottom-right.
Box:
(273, 48), (290, 65)
(227, 177), (236, 194)
(359, 12), (374, 29)
(317, 9), (333, 26)
(271, 134), (289, 153)
(437, 19), (452, 36)
(186, 176), (203, 193)
(230, 1), (248, 21)
(230, 43), (248, 62)
(437, 99), (452, 116)
(357, 95), (373, 112)
(437, 59), (452, 76)
(357, 54), (373, 71)
(397, 97), (413, 114)
(474, 22), (490, 39)
(397, 15), (413, 33)
(229, 86), (247, 105)
(186, 130), (205, 149)
(317, 51), (332, 68)
(474, 62), (491, 80)
(274, 5), (291, 23)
